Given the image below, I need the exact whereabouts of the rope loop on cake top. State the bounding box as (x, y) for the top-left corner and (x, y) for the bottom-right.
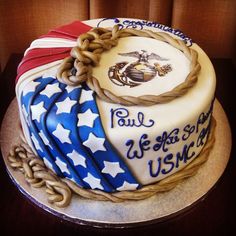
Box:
(57, 25), (201, 106)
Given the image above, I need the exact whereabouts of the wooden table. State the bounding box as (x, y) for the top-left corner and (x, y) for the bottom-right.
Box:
(0, 55), (235, 235)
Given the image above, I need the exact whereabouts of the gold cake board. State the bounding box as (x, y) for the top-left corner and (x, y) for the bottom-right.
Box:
(0, 98), (232, 228)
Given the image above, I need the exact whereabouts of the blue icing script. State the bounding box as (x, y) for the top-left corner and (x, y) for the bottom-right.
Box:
(123, 100), (213, 179)
(97, 18), (193, 46)
(110, 108), (155, 128)
(21, 77), (140, 192)
(148, 142), (195, 177)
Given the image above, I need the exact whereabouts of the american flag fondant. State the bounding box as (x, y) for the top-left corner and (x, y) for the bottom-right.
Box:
(16, 21), (140, 192)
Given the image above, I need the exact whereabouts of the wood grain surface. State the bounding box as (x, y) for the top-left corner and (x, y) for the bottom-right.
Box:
(0, 0), (235, 69)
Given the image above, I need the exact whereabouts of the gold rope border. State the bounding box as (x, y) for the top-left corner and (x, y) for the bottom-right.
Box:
(7, 118), (216, 207)
(57, 25), (201, 106)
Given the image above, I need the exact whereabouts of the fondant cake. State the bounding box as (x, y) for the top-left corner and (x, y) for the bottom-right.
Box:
(14, 18), (216, 203)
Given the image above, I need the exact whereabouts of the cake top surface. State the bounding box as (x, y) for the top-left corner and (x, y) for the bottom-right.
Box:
(92, 36), (190, 97)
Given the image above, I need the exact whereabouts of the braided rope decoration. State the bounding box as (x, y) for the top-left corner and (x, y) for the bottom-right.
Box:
(7, 118), (216, 207)
(57, 25), (201, 106)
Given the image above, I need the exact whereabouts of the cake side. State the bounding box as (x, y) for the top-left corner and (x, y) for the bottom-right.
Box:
(94, 36), (216, 185)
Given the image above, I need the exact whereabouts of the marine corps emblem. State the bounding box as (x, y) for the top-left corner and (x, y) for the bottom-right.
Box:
(108, 50), (172, 87)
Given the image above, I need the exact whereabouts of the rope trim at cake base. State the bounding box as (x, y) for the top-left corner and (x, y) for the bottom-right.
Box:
(57, 25), (201, 106)
(7, 118), (216, 207)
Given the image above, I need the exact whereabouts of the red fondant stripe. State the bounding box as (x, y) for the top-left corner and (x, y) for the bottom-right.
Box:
(16, 48), (71, 80)
(39, 21), (92, 40)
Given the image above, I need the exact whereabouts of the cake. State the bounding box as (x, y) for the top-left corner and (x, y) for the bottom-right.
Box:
(13, 18), (216, 206)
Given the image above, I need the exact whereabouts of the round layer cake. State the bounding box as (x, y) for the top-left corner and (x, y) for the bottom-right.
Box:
(15, 18), (216, 193)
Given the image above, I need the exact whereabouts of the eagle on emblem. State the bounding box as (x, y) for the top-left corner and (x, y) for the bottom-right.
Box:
(108, 50), (172, 87)
(118, 50), (168, 63)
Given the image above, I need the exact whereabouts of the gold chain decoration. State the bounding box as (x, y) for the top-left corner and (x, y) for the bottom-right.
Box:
(8, 140), (72, 207)
(57, 25), (201, 106)
(7, 118), (215, 207)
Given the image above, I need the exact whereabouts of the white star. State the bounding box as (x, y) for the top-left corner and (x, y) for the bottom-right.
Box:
(52, 123), (71, 144)
(55, 157), (70, 175)
(102, 161), (125, 178)
(31, 133), (43, 152)
(67, 150), (86, 168)
(40, 83), (61, 98)
(83, 133), (106, 153)
(116, 181), (139, 191)
(83, 173), (104, 190)
(43, 157), (53, 170)
(66, 85), (81, 93)
(39, 130), (52, 149)
(30, 101), (46, 122)
(55, 97), (77, 114)
(22, 81), (40, 96)
(77, 109), (98, 128)
(79, 89), (94, 104)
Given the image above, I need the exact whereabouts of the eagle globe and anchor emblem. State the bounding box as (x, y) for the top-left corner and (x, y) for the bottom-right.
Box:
(108, 50), (172, 87)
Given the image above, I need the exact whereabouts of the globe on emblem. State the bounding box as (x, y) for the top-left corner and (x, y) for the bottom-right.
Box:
(125, 62), (157, 82)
